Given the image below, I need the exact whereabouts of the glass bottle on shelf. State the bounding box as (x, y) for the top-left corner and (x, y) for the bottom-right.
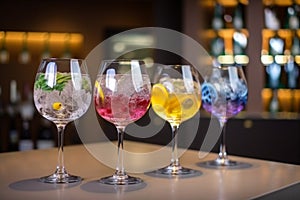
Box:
(0, 31), (9, 64)
(0, 86), (4, 117)
(19, 83), (35, 151)
(233, 2), (247, 55)
(263, 3), (285, 113)
(19, 120), (33, 151)
(284, 3), (300, 112)
(266, 33), (285, 112)
(285, 2), (299, 30)
(212, 1), (224, 31)
(232, 2), (248, 66)
(0, 86), (4, 152)
(210, 1), (225, 59)
(7, 80), (20, 151)
(37, 118), (55, 149)
(8, 118), (19, 151)
(18, 32), (31, 64)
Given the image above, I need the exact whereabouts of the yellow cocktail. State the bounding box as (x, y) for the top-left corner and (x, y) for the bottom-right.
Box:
(151, 79), (201, 126)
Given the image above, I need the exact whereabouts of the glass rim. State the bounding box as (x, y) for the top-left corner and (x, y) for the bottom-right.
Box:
(101, 59), (145, 63)
(41, 57), (85, 62)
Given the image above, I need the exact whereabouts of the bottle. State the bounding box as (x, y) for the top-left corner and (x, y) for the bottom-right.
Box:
(0, 31), (9, 64)
(210, 2), (225, 58)
(8, 117), (19, 151)
(19, 121), (33, 151)
(19, 83), (35, 151)
(264, 6), (280, 31)
(37, 119), (55, 149)
(0, 86), (4, 117)
(233, 2), (244, 30)
(233, 2), (247, 56)
(212, 2), (224, 30)
(7, 80), (19, 151)
(210, 35), (225, 58)
(291, 35), (300, 56)
(285, 6), (300, 90)
(285, 3), (299, 30)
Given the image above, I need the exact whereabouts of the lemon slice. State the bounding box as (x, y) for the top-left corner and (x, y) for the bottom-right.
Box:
(151, 83), (169, 106)
(95, 80), (104, 102)
(52, 102), (62, 110)
(167, 94), (181, 113)
(151, 83), (169, 113)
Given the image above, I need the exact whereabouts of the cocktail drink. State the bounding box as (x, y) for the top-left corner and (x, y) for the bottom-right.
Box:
(152, 79), (201, 126)
(94, 59), (151, 185)
(35, 72), (91, 123)
(33, 58), (92, 183)
(95, 74), (150, 126)
(201, 64), (248, 168)
(151, 65), (201, 176)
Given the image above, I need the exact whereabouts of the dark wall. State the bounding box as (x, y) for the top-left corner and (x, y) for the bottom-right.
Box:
(0, 0), (186, 152)
(0, 0), (154, 102)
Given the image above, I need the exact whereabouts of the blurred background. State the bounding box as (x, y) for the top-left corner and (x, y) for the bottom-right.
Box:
(0, 0), (300, 165)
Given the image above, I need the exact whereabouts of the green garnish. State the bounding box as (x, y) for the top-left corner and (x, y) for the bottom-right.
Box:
(35, 73), (71, 92)
(82, 77), (91, 91)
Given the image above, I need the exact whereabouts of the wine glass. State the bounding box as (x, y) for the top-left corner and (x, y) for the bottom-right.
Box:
(151, 64), (201, 176)
(200, 64), (248, 168)
(94, 59), (151, 185)
(33, 58), (92, 183)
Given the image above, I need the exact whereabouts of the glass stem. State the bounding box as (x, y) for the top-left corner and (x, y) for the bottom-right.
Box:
(171, 125), (179, 167)
(116, 126), (125, 176)
(218, 120), (228, 161)
(56, 124), (67, 174)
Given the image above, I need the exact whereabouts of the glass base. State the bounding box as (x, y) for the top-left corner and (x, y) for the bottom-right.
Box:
(198, 157), (252, 169)
(154, 163), (201, 176)
(99, 173), (143, 185)
(40, 172), (82, 184)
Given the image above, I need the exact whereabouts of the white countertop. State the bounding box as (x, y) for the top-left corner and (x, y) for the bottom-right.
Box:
(1, 141), (300, 200)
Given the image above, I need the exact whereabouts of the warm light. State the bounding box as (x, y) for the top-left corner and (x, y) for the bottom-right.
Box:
(261, 55), (274, 65)
(263, 0), (298, 6)
(235, 55), (249, 65)
(295, 55), (300, 64)
(0, 31), (84, 60)
(261, 88), (272, 111)
(0, 31), (83, 45)
(274, 55), (287, 64)
(199, 0), (249, 7)
(217, 55), (234, 64)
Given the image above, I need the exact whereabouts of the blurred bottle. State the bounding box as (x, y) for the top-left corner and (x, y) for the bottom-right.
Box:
(0, 86), (4, 117)
(264, 5), (280, 31)
(210, 2), (225, 58)
(37, 119), (55, 149)
(19, 120), (33, 151)
(19, 83), (35, 151)
(7, 80), (20, 151)
(0, 86), (4, 152)
(0, 31), (9, 64)
(233, 2), (247, 56)
(8, 117), (18, 151)
(212, 2), (224, 30)
(285, 30), (299, 91)
(284, 3), (299, 30)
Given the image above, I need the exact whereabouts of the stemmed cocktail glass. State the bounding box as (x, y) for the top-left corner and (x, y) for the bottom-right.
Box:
(94, 59), (151, 185)
(151, 64), (201, 176)
(33, 58), (92, 183)
(200, 64), (248, 168)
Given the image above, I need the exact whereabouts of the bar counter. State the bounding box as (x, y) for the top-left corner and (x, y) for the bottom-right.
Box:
(1, 141), (300, 199)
